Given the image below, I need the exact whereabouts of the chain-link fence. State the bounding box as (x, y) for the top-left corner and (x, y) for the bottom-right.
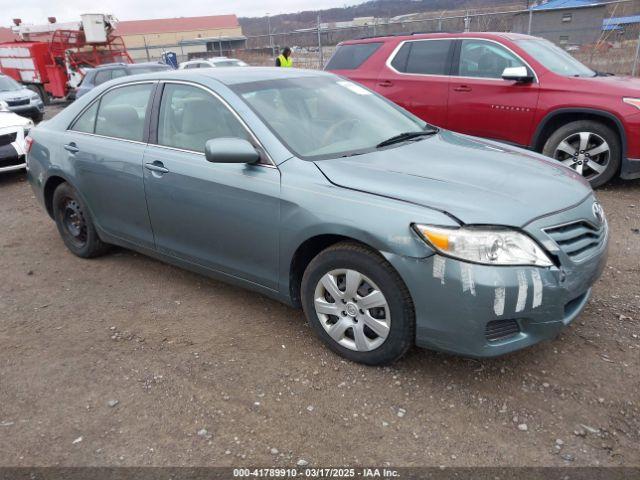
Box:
(140, 0), (640, 74)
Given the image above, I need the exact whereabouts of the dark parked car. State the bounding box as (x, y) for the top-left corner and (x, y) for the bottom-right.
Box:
(26, 68), (608, 365)
(326, 32), (640, 187)
(71, 62), (172, 100)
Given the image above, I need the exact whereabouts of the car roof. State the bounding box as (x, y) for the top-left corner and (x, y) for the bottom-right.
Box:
(92, 62), (167, 70)
(108, 67), (332, 87)
(340, 31), (536, 45)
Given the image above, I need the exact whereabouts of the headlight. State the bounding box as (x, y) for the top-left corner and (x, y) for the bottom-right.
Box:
(29, 93), (40, 102)
(413, 224), (553, 267)
(23, 120), (34, 137)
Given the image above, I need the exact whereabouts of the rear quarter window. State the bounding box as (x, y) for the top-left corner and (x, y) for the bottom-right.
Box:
(325, 42), (382, 70)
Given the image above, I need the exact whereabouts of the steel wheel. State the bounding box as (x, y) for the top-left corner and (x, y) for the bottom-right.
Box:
(553, 131), (610, 182)
(313, 268), (391, 352)
(61, 197), (87, 248)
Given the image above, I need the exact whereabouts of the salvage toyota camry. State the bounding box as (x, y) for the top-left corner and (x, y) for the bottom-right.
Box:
(26, 68), (608, 365)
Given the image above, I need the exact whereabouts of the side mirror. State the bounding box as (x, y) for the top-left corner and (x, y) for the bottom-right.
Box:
(204, 138), (260, 164)
(502, 66), (534, 83)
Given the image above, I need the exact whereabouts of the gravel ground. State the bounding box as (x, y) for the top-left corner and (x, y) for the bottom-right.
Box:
(0, 104), (638, 467)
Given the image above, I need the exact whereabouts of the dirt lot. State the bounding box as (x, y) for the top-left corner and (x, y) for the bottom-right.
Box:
(0, 104), (638, 468)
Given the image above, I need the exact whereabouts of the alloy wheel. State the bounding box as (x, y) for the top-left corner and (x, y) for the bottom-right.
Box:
(313, 269), (391, 352)
(553, 131), (610, 182)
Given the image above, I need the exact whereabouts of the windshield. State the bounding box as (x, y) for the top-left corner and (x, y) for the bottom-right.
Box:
(515, 38), (595, 77)
(0, 76), (22, 92)
(233, 76), (428, 159)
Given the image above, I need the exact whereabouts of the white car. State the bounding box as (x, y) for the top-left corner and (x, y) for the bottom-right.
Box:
(0, 101), (34, 173)
(178, 57), (248, 69)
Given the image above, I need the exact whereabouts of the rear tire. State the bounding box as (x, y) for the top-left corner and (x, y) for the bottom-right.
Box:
(301, 242), (415, 365)
(52, 183), (109, 258)
(542, 120), (620, 188)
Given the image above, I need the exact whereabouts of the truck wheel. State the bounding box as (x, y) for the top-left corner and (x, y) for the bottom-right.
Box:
(542, 120), (620, 188)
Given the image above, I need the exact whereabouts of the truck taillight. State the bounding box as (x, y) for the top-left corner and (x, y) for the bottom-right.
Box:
(25, 136), (34, 154)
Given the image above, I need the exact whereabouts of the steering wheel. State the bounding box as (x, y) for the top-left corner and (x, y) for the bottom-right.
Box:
(321, 118), (361, 145)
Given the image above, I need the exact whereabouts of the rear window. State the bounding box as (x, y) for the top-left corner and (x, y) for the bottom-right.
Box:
(391, 39), (454, 75)
(325, 43), (382, 70)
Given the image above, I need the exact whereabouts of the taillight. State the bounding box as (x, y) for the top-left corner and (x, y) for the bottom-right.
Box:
(25, 136), (34, 154)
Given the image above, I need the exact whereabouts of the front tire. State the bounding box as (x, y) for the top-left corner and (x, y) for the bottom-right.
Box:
(542, 120), (621, 188)
(52, 183), (109, 258)
(301, 242), (415, 365)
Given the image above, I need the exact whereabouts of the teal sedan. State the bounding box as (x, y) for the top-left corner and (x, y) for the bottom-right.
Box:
(26, 68), (608, 365)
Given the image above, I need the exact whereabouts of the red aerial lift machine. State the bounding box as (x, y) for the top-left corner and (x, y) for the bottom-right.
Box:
(0, 14), (132, 102)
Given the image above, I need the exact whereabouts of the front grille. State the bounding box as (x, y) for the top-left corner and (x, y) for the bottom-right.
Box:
(544, 220), (606, 262)
(6, 98), (29, 107)
(0, 132), (17, 146)
(486, 319), (520, 342)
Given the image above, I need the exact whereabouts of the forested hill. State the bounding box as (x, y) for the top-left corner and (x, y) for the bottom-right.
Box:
(239, 0), (522, 35)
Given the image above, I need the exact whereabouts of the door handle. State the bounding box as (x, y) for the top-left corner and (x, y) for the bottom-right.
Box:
(64, 143), (79, 154)
(145, 162), (169, 174)
(378, 80), (394, 87)
(453, 85), (472, 92)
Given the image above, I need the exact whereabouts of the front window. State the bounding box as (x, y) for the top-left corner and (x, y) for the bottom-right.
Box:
(233, 76), (428, 159)
(515, 38), (594, 77)
(458, 40), (526, 79)
(157, 83), (250, 153)
(0, 75), (22, 92)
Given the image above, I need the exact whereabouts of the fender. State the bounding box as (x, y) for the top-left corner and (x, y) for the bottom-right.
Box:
(531, 107), (627, 161)
(41, 169), (97, 223)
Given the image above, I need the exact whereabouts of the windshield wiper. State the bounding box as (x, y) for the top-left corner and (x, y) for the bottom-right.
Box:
(376, 129), (438, 149)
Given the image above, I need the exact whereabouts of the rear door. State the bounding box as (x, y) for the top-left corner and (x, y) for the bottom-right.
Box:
(374, 39), (455, 127)
(63, 82), (156, 248)
(447, 39), (540, 146)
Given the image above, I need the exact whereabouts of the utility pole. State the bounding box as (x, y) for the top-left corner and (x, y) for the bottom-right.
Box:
(527, 0), (534, 35)
(633, 30), (640, 76)
(317, 13), (324, 69)
(267, 13), (275, 58)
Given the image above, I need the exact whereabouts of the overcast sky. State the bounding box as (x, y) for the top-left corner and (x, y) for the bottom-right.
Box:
(4, 0), (363, 26)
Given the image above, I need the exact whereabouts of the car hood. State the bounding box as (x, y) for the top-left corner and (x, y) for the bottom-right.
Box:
(0, 111), (32, 129)
(570, 73), (640, 95)
(314, 130), (592, 226)
(0, 88), (32, 101)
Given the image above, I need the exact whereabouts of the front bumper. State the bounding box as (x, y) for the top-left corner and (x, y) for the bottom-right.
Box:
(0, 144), (26, 173)
(621, 157), (640, 179)
(385, 196), (609, 358)
(9, 102), (44, 119)
(0, 127), (27, 173)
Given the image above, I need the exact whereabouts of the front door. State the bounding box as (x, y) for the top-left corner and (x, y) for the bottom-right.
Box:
(375, 38), (455, 128)
(448, 39), (540, 147)
(63, 82), (156, 249)
(142, 82), (280, 290)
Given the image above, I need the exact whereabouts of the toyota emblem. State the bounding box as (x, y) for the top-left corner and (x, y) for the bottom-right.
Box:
(592, 202), (604, 224)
